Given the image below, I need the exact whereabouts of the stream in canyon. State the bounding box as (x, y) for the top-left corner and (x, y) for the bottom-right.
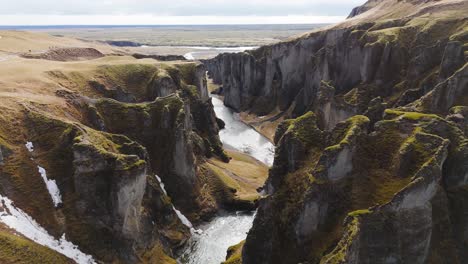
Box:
(178, 94), (274, 263)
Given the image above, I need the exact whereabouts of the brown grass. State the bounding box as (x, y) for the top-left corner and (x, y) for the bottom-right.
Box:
(206, 150), (268, 203)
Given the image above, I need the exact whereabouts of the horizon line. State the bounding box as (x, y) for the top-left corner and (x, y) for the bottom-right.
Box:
(0, 23), (330, 27)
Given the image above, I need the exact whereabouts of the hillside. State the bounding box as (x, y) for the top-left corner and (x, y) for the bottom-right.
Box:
(0, 32), (267, 263)
(205, 0), (468, 263)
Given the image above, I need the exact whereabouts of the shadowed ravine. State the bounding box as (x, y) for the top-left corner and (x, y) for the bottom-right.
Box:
(178, 94), (274, 264)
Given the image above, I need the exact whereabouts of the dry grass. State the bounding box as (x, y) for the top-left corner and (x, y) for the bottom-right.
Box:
(0, 30), (120, 54)
(239, 110), (284, 142)
(207, 78), (221, 93)
(207, 150), (268, 203)
(0, 224), (71, 263)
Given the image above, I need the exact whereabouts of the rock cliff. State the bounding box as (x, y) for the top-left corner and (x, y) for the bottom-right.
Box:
(205, 0), (467, 130)
(0, 55), (230, 263)
(205, 0), (468, 263)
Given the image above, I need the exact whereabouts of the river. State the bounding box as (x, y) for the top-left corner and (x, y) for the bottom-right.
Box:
(178, 91), (274, 263)
(183, 46), (258, 60)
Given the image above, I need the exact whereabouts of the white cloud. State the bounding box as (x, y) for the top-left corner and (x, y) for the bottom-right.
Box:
(0, 0), (366, 16)
(0, 0), (365, 25)
(0, 15), (347, 25)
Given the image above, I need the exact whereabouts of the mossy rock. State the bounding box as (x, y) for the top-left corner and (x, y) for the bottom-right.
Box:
(139, 243), (177, 264)
(285, 111), (324, 148)
(320, 216), (362, 264)
(384, 109), (441, 121)
(325, 115), (369, 151)
(95, 64), (159, 100)
(222, 241), (245, 264)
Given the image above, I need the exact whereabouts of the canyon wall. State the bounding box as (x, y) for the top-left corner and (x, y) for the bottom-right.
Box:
(205, 0), (467, 130)
(205, 0), (468, 263)
(0, 60), (228, 263)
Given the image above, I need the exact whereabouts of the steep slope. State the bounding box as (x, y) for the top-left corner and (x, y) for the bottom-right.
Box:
(205, 0), (467, 132)
(205, 0), (468, 263)
(0, 35), (253, 263)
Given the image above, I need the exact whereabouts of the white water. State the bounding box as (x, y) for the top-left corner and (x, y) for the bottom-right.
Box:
(184, 46), (257, 61)
(0, 195), (95, 263)
(178, 94), (275, 264)
(212, 96), (275, 166)
(178, 212), (255, 264)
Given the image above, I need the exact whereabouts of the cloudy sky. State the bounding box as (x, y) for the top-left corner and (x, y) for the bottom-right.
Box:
(0, 0), (366, 25)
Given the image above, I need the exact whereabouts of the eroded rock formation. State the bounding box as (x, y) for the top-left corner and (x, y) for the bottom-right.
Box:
(0, 59), (229, 263)
(206, 0), (468, 263)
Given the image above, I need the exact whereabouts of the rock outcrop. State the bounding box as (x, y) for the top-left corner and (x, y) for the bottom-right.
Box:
(203, 0), (468, 263)
(0, 58), (229, 263)
(205, 0), (467, 132)
(243, 109), (468, 264)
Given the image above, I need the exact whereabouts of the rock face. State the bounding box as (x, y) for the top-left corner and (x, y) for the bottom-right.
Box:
(0, 143), (11, 166)
(133, 53), (187, 61)
(22, 108), (191, 263)
(203, 0), (468, 263)
(0, 60), (228, 263)
(80, 63), (227, 219)
(244, 110), (468, 264)
(205, 0), (467, 132)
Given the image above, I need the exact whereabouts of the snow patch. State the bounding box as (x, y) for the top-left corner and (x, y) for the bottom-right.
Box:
(25, 142), (34, 152)
(172, 206), (202, 235)
(0, 195), (95, 264)
(37, 166), (62, 207)
(155, 175), (168, 196)
(154, 175), (202, 234)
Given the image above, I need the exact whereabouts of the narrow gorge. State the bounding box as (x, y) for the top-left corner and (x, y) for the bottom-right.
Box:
(204, 0), (468, 263)
(0, 50), (269, 263)
(0, 0), (467, 263)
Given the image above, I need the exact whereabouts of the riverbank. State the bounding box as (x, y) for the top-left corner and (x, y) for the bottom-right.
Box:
(177, 87), (275, 264)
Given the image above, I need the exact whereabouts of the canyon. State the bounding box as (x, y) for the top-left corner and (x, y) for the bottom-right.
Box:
(205, 0), (468, 263)
(0, 0), (467, 263)
(0, 32), (267, 263)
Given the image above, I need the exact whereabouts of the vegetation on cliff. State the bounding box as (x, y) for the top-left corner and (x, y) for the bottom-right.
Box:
(0, 46), (242, 263)
(203, 0), (468, 263)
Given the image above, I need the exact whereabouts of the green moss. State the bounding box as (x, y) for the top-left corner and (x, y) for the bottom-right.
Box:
(182, 84), (199, 98)
(222, 241), (245, 264)
(325, 115), (369, 151)
(96, 64), (158, 99)
(343, 88), (360, 106)
(365, 26), (414, 46)
(275, 154), (322, 228)
(0, 230), (71, 263)
(349, 120), (412, 209)
(22, 111), (149, 260)
(320, 217), (361, 264)
(385, 109), (441, 121)
(140, 243), (177, 264)
(163, 63), (199, 88)
(450, 106), (467, 114)
(177, 63), (198, 85)
(286, 112), (323, 147)
(348, 209), (371, 217)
